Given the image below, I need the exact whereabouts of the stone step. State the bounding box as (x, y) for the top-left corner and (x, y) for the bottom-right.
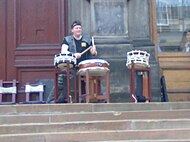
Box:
(91, 140), (190, 142)
(0, 119), (190, 135)
(0, 109), (190, 125)
(0, 102), (190, 141)
(1, 102), (190, 115)
(0, 129), (190, 142)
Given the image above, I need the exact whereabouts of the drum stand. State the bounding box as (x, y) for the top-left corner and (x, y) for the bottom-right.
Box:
(78, 69), (110, 103)
(130, 62), (151, 102)
(54, 61), (77, 103)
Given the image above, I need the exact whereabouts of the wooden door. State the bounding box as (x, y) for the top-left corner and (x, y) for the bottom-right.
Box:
(0, 0), (68, 102)
(0, 0), (6, 80)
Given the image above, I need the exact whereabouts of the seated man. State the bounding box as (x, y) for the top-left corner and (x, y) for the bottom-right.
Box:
(47, 20), (97, 103)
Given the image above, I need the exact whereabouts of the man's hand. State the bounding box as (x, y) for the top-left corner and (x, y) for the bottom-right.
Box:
(74, 53), (81, 59)
(90, 46), (97, 56)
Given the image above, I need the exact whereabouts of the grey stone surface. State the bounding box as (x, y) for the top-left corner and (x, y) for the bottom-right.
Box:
(95, 39), (161, 102)
(59, 0), (160, 102)
(0, 103), (190, 141)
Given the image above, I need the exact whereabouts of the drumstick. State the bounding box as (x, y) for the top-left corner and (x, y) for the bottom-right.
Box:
(92, 36), (95, 46)
(80, 46), (92, 55)
(80, 36), (95, 55)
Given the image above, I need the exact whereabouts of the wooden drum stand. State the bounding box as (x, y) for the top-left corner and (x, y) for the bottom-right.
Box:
(130, 62), (151, 102)
(54, 61), (77, 103)
(126, 50), (151, 102)
(77, 59), (110, 103)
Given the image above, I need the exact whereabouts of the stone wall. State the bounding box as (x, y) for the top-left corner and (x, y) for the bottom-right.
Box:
(66, 0), (161, 102)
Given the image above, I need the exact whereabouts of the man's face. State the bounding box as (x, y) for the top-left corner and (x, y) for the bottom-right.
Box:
(72, 25), (82, 37)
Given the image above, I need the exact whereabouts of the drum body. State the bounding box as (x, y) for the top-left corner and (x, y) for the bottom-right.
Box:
(78, 59), (109, 76)
(126, 50), (150, 68)
(54, 53), (76, 70)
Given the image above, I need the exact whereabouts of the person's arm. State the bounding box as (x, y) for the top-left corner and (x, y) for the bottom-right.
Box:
(61, 44), (69, 53)
(61, 38), (69, 54)
(89, 37), (97, 56)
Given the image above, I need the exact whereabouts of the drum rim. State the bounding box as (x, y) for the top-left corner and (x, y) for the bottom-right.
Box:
(126, 50), (150, 67)
(127, 50), (150, 56)
(55, 53), (75, 57)
(54, 53), (77, 68)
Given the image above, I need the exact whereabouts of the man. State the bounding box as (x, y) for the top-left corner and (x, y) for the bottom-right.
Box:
(47, 20), (97, 103)
(61, 20), (97, 63)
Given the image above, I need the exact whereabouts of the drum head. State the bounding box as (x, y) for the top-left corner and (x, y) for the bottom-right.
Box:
(78, 59), (109, 65)
(57, 63), (74, 70)
(78, 67), (109, 76)
(127, 63), (149, 69)
(78, 59), (110, 76)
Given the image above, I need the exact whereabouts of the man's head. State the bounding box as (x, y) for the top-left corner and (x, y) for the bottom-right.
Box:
(71, 20), (82, 38)
(71, 20), (81, 29)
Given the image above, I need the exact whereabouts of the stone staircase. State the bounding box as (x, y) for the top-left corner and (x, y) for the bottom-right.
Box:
(0, 102), (190, 142)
